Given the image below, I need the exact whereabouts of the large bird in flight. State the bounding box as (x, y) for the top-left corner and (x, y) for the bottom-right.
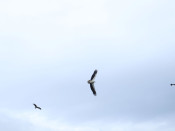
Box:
(170, 84), (175, 86)
(87, 69), (98, 96)
(33, 104), (41, 110)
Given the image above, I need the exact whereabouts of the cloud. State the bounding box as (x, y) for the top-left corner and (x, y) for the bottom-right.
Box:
(0, 109), (99, 131)
(0, 0), (108, 28)
(1, 108), (175, 131)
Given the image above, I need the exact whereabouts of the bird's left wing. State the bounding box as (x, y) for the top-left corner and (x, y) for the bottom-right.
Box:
(90, 83), (96, 96)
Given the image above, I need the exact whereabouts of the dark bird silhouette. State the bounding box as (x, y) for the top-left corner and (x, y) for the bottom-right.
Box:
(87, 70), (98, 96)
(170, 84), (175, 86)
(33, 104), (41, 110)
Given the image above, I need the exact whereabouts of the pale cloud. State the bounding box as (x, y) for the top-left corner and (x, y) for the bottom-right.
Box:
(0, 0), (63, 16)
(0, 0), (108, 27)
(0, 109), (98, 131)
(1, 109), (175, 131)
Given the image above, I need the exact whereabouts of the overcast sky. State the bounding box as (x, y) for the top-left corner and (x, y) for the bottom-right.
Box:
(0, 0), (175, 131)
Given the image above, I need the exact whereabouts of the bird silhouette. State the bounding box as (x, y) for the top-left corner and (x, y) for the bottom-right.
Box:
(33, 104), (41, 110)
(87, 70), (98, 96)
(170, 84), (175, 86)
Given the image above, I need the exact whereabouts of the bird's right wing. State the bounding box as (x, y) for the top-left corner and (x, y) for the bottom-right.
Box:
(91, 70), (98, 80)
(90, 83), (96, 96)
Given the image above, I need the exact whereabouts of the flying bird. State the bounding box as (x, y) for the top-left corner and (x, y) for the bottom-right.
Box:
(170, 84), (175, 86)
(33, 104), (41, 110)
(87, 69), (98, 96)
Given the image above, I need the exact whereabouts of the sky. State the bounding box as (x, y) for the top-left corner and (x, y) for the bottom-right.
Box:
(0, 0), (175, 131)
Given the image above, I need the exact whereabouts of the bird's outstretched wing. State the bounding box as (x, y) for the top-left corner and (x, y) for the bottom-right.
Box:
(91, 70), (98, 80)
(37, 107), (41, 110)
(90, 83), (96, 96)
(33, 104), (37, 107)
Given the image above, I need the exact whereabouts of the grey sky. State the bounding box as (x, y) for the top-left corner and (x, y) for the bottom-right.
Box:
(0, 0), (175, 131)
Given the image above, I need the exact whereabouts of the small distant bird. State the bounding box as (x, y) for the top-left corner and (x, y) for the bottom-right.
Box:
(33, 104), (41, 110)
(170, 84), (175, 86)
(87, 69), (98, 96)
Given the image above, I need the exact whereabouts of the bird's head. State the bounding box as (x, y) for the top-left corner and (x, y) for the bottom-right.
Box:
(87, 80), (91, 84)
